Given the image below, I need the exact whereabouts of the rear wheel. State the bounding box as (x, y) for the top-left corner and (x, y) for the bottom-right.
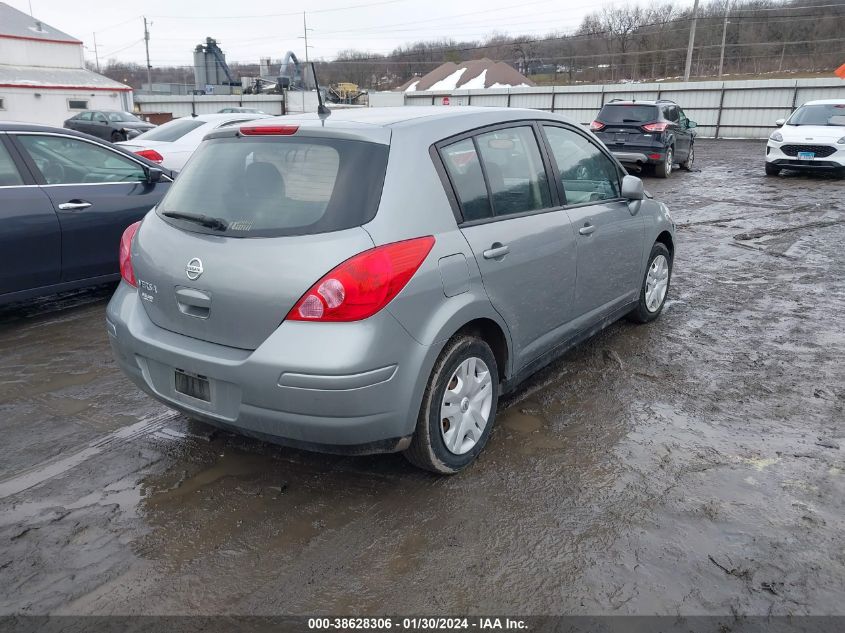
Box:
(765, 163), (781, 176)
(628, 242), (672, 324)
(680, 143), (694, 171)
(654, 146), (673, 178)
(403, 335), (499, 474)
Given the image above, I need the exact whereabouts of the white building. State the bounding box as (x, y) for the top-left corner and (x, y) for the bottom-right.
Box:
(0, 2), (132, 126)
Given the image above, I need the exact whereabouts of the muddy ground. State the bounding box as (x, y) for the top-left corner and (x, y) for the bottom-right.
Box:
(0, 140), (843, 617)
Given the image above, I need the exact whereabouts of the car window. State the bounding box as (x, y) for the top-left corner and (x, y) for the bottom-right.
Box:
(107, 112), (140, 122)
(0, 143), (24, 186)
(76, 112), (93, 121)
(93, 112), (107, 123)
(157, 136), (389, 238)
(17, 135), (147, 185)
(475, 126), (552, 217)
(543, 125), (621, 205)
(135, 119), (206, 142)
(678, 109), (689, 126)
(440, 138), (493, 222)
(663, 106), (679, 122)
(787, 103), (845, 126)
(598, 104), (659, 124)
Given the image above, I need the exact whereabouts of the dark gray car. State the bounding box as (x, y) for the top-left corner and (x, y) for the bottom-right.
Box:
(107, 107), (675, 473)
(0, 123), (173, 305)
(64, 110), (155, 142)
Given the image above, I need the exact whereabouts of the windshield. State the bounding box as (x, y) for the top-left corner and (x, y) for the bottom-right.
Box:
(157, 135), (389, 238)
(598, 104), (659, 124)
(787, 104), (845, 126)
(135, 119), (206, 142)
(107, 112), (141, 122)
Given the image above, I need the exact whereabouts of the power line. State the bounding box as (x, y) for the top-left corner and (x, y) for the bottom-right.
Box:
(148, 0), (414, 20)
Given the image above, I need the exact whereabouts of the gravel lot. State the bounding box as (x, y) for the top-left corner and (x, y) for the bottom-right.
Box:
(0, 139), (843, 616)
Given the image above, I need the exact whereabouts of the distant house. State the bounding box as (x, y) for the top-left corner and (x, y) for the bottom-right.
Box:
(0, 2), (132, 126)
(396, 58), (535, 92)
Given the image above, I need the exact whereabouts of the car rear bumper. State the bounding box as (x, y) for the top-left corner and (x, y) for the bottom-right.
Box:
(106, 282), (437, 453)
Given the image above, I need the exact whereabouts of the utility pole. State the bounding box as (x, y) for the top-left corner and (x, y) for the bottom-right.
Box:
(683, 0), (700, 82)
(303, 13), (310, 65)
(143, 17), (152, 91)
(92, 32), (100, 72)
(718, 2), (730, 78)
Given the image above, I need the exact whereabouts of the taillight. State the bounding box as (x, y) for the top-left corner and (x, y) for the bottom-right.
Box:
(134, 149), (163, 163)
(287, 236), (435, 322)
(642, 122), (669, 133)
(240, 125), (299, 136)
(119, 221), (141, 287)
(590, 120), (606, 131)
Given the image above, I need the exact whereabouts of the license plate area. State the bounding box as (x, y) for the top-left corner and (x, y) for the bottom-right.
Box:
(174, 369), (211, 402)
(797, 151), (815, 161)
(615, 134), (626, 144)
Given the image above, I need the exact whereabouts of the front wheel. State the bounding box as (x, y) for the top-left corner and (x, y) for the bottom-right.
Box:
(403, 335), (499, 474)
(765, 163), (781, 176)
(628, 242), (672, 323)
(654, 147), (673, 178)
(680, 144), (694, 171)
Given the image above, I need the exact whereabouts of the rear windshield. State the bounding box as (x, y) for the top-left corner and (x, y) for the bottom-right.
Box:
(157, 135), (389, 238)
(787, 104), (845, 126)
(598, 104), (659, 124)
(136, 119), (205, 142)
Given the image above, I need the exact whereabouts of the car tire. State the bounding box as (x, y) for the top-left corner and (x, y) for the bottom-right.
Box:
(111, 130), (126, 142)
(680, 143), (694, 171)
(403, 335), (499, 474)
(654, 146), (673, 178)
(627, 242), (672, 324)
(765, 163), (781, 176)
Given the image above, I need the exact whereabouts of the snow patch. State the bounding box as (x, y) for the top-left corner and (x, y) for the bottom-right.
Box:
(428, 68), (467, 91)
(460, 69), (487, 90)
(404, 80), (419, 93)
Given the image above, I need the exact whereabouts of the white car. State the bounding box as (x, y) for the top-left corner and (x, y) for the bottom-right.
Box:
(118, 113), (271, 172)
(766, 99), (845, 178)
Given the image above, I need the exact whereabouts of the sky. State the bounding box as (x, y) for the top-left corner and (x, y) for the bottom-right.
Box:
(8, 0), (694, 68)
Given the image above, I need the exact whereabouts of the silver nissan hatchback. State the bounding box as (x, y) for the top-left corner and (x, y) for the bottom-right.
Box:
(107, 107), (675, 473)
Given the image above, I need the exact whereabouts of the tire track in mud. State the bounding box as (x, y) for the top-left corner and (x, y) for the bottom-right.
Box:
(0, 411), (178, 499)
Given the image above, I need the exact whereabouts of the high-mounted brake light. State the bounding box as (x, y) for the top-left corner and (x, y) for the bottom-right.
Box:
(134, 149), (163, 163)
(240, 125), (299, 136)
(642, 122), (669, 133)
(287, 236), (436, 322)
(590, 120), (606, 131)
(119, 221), (141, 287)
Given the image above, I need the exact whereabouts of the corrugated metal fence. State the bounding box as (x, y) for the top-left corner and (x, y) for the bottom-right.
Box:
(371, 78), (845, 139)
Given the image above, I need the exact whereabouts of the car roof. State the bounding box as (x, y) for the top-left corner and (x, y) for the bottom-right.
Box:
(601, 101), (662, 106)
(175, 113), (271, 123)
(802, 99), (845, 106)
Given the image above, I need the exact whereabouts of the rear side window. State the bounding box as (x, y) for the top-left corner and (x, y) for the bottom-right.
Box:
(475, 126), (551, 216)
(598, 104), (659, 124)
(440, 139), (492, 221)
(137, 119), (205, 142)
(158, 136), (389, 238)
(0, 142), (24, 186)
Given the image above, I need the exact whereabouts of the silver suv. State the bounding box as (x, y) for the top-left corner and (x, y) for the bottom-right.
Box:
(107, 107), (675, 473)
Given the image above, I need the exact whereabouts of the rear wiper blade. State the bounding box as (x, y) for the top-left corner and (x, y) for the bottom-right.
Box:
(162, 211), (228, 231)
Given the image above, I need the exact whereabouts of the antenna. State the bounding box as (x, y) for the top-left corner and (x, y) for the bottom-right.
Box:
(310, 62), (331, 118)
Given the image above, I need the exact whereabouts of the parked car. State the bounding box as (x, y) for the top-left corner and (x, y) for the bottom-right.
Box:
(590, 99), (696, 178)
(218, 107), (267, 114)
(117, 113), (271, 172)
(765, 99), (845, 177)
(64, 110), (155, 142)
(0, 123), (174, 305)
(107, 107), (675, 473)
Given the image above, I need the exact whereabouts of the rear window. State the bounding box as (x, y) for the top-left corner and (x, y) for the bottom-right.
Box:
(136, 119), (205, 142)
(157, 136), (389, 238)
(598, 104), (659, 124)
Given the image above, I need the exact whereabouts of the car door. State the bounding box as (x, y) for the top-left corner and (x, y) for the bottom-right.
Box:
(66, 112), (89, 133)
(0, 135), (61, 298)
(541, 124), (645, 326)
(439, 123), (578, 371)
(11, 133), (170, 282)
(666, 106), (690, 161)
(677, 107), (694, 157)
(90, 111), (111, 140)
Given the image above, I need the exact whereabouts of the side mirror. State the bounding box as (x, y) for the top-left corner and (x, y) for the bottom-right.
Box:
(145, 167), (164, 183)
(621, 174), (644, 200)
(687, 120), (697, 129)
(775, 118), (785, 127)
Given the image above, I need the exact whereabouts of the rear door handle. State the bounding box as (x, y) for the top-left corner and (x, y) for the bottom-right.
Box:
(57, 200), (92, 211)
(579, 223), (596, 236)
(483, 243), (510, 259)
